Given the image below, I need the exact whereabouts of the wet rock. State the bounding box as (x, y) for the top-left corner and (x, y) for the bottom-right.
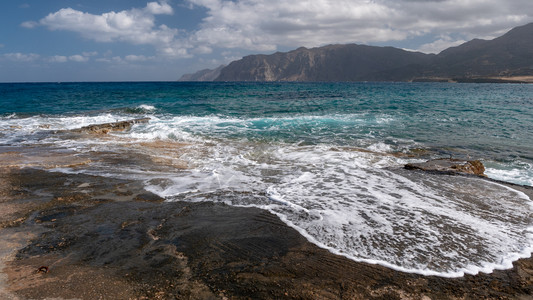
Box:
(72, 118), (150, 134)
(405, 158), (485, 176)
(4, 168), (533, 299)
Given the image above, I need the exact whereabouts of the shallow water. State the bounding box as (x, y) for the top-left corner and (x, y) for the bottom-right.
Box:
(1, 82), (532, 277)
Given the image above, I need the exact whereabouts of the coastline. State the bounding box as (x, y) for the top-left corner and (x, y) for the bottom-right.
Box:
(411, 75), (533, 84)
(1, 166), (532, 299)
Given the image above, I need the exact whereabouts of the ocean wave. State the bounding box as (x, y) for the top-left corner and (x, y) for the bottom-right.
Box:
(114, 104), (157, 115)
(3, 110), (533, 278)
(139, 141), (533, 277)
(264, 168), (533, 277)
(484, 160), (533, 187)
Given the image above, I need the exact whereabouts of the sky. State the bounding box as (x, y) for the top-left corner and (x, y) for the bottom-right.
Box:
(1, 0), (532, 82)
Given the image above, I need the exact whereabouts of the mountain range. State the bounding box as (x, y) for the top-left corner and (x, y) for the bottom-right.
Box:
(179, 22), (533, 83)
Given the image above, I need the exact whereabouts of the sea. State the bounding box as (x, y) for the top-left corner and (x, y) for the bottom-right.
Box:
(1, 81), (532, 278)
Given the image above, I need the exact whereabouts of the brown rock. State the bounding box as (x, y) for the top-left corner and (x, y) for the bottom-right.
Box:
(2, 167), (533, 299)
(72, 118), (150, 134)
(405, 158), (485, 176)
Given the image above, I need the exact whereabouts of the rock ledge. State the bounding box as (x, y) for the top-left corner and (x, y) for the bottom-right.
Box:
(405, 158), (485, 176)
(72, 118), (150, 134)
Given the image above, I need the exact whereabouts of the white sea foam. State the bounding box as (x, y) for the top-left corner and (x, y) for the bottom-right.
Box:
(0, 113), (151, 147)
(0, 114), (124, 133)
(484, 161), (533, 187)
(125, 116), (214, 143)
(257, 151), (533, 277)
(137, 132), (533, 277)
(138, 104), (156, 111)
(366, 141), (395, 155)
(3, 112), (533, 278)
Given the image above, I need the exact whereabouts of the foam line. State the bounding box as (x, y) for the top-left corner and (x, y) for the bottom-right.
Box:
(3, 112), (533, 278)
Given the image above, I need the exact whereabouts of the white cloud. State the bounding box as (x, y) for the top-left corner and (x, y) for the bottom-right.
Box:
(39, 3), (175, 44)
(49, 55), (68, 63)
(160, 46), (192, 58)
(21, 21), (38, 29)
(4, 53), (96, 63)
(82, 51), (98, 57)
(125, 54), (151, 62)
(187, 0), (410, 50)
(145, 1), (173, 15)
(3, 53), (40, 62)
(21, 0), (533, 62)
(32, 1), (190, 58)
(193, 45), (213, 54)
(186, 0), (533, 52)
(418, 36), (467, 54)
(69, 55), (89, 62)
(95, 56), (125, 63)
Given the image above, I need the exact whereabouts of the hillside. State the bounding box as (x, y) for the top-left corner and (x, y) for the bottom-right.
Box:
(428, 22), (533, 78)
(178, 65), (225, 81)
(182, 22), (533, 82)
(216, 45), (432, 81)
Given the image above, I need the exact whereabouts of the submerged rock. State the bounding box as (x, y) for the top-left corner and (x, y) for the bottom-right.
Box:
(72, 118), (150, 134)
(405, 158), (485, 176)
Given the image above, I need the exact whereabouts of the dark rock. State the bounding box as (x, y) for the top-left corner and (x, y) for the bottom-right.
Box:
(216, 44), (432, 82)
(3, 168), (533, 299)
(72, 118), (150, 134)
(405, 158), (485, 176)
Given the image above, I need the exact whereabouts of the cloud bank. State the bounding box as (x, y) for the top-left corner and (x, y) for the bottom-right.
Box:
(39, 1), (173, 43)
(23, 0), (533, 58)
(28, 1), (188, 57)
(188, 0), (533, 53)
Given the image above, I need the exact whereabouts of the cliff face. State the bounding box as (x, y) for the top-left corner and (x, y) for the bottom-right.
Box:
(183, 22), (533, 82)
(216, 45), (433, 82)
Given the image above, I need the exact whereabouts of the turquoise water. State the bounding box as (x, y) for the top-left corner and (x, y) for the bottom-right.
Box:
(2, 82), (532, 165)
(1, 82), (532, 277)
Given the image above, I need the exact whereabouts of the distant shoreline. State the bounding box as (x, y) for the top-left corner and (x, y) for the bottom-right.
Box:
(412, 76), (533, 84)
(1, 79), (533, 84)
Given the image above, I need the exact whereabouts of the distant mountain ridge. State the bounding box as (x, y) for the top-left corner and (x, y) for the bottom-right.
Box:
(178, 65), (225, 81)
(181, 22), (533, 83)
(217, 45), (433, 82)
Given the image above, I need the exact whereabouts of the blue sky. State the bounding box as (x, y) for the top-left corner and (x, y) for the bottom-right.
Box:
(1, 0), (532, 82)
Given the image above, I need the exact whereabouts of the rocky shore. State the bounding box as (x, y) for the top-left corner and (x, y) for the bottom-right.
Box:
(1, 163), (532, 299)
(70, 117), (150, 135)
(405, 158), (486, 176)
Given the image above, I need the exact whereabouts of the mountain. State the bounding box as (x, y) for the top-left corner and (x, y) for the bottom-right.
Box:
(426, 22), (533, 79)
(178, 65), (225, 81)
(216, 45), (433, 81)
(183, 23), (533, 82)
